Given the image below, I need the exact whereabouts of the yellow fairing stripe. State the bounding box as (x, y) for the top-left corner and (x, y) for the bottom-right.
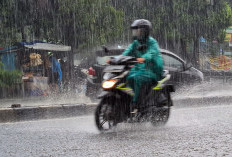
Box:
(153, 74), (170, 90)
(116, 83), (133, 90)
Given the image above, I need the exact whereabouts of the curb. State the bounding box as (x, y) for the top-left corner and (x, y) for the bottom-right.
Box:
(173, 96), (232, 107)
(0, 104), (97, 123)
(0, 96), (232, 123)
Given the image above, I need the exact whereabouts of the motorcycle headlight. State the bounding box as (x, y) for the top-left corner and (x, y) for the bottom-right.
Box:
(102, 79), (118, 89)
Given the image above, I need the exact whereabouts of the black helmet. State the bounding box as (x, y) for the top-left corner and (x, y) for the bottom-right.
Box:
(130, 19), (152, 42)
(130, 19), (152, 30)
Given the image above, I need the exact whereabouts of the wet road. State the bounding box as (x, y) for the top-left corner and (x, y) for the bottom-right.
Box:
(0, 104), (231, 157)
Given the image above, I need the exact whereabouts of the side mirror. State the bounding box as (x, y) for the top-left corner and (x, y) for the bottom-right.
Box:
(185, 62), (193, 71)
(102, 45), (109, 53)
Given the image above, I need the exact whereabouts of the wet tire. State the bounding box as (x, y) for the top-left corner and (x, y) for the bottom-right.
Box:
(150, 107), (170, 126)
(95, 98), (117, 132)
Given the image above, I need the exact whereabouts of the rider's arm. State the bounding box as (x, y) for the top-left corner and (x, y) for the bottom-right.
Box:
(122, 41), (136, 56)
(141, 39), (160, 62)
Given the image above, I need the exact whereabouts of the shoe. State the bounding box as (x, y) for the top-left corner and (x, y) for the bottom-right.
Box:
(130, 101), (138, 114)
(129, 111), (141, 123)
(131, 108), (138, 114)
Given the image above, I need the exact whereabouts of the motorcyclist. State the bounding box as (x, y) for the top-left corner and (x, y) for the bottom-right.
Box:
(122, 19), (164, 113)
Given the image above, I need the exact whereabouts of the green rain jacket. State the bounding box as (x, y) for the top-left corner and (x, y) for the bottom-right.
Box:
(122, 36), (163, 81)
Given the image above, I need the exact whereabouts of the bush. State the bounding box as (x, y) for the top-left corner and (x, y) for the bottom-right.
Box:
(0, 62), (22, 88)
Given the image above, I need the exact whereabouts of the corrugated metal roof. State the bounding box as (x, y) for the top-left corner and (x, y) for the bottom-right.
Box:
(24, 43), (71, 52)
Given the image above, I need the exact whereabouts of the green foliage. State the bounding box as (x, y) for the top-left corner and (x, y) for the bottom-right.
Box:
(0, 62), (22, 87)
(0, 0), (124, 49)
(113, 0), (232, 63)
(0, 0), (18, 47)
(0, 0), (232, 65)
(56, 0), (124, 48)
(149, 0), (232, 43)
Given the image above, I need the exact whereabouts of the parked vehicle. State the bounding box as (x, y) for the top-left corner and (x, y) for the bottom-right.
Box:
(95, 55), (175, 132)
(82, 48), (203, 101)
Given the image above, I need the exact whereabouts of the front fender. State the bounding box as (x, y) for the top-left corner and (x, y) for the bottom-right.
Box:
(97, 91), (115, 99)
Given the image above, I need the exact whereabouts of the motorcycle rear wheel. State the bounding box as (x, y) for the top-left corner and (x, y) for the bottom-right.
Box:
(150, 107), (170, 126)
(95, 98), (117, 132)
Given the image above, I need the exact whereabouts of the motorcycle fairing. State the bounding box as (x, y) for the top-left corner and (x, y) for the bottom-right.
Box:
(116, 83), (134, 95)
(115, 74), (172, 95)
(153, 74), (171, 90)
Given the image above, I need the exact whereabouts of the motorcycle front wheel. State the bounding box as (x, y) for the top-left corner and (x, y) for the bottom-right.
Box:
(95, 98), (117, 132)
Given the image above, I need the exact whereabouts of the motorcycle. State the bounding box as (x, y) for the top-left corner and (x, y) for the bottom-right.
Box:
(95, 55), (175, 132)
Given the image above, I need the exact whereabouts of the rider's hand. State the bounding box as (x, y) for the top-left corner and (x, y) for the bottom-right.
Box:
(137, 58), (145, 63)
(106, 59), (110, 64)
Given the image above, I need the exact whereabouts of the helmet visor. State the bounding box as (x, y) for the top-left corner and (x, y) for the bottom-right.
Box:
(132, 29), (141, 38)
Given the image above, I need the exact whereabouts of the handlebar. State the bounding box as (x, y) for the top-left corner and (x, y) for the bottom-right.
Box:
(108, 56), (139, 65)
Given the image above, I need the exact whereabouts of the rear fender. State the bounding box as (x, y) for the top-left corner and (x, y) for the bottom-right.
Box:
(164, 84), (175, 93)
(152, 84), (175, 93)
(162, 85), (174, 106)
(147, 85), (174, 107)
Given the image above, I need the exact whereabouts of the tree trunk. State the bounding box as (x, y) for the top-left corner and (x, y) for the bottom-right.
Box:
(180, 38), (187, 60)
(193, 38), (200, 68)
(21, 27), (26, 42)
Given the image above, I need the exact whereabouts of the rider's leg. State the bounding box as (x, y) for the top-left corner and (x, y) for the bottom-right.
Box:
(127, 72), (156, 112)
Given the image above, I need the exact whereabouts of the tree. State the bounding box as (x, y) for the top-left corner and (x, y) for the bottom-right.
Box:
(0, 0), (19, 47)
(55, 0), (123, 50)
(0, 62), (22, 88)
(1, 0), (232, 66)
(0, 0), (124, 52)
(171, 0), (232, 64)
(112, 0), (232, 65)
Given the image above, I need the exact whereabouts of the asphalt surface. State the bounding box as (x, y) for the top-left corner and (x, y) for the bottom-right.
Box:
(0, 104), (231, 157)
